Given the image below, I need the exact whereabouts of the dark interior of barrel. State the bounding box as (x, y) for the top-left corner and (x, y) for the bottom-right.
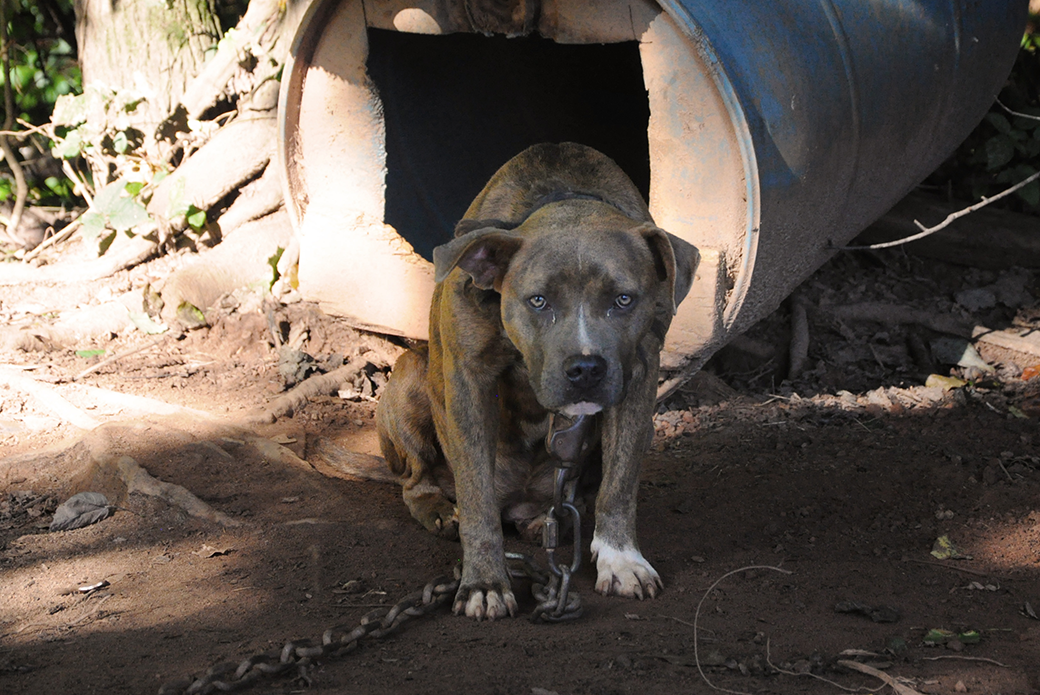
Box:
(366, 28), (651, 261)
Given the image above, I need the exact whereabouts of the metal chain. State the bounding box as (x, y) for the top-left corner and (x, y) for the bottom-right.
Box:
(159, 413), (594, 693)
(530, 412), (594, 622)
(157, 574), (459, 695)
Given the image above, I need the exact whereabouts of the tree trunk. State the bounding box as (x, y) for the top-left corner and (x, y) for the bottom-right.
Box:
(73, 0), (220, 133)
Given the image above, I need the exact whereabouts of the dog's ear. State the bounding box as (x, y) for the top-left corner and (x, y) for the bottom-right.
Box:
(433, 227), (523, 290)
(638, 224), (700, 314)
(454, 217), (518, 238)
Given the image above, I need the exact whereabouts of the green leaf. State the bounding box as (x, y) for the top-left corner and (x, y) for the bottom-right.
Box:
(176, 302), (207, 328)
(93, 180), (150, 233)
(107, 196), (150, 232)
(984, 135), (1015, 171)
(267, 246), (285, 287)
(51, 128), (83, 159)
(124, 181), (144, 197)
(79, 211), (106, 241)
(958, 630), (981, 644)
(166, 176), (189, 219)
(112, 130), (129, 154)
(1018, 180), (1040, 207)
(923, 628), (955, 645)
(75, 349), (106, 359)
(985, 112), (1012, 134)
(51, 92), (89, 127)
(127, 310), (168, 335)
(185, 206), (207, 230)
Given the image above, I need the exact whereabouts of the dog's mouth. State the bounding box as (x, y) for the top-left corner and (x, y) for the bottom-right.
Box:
(558, 401), (603, 417)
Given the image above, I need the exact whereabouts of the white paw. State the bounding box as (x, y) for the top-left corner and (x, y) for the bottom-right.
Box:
(454, 588), (518, 621)
(590, 535), (662, 599)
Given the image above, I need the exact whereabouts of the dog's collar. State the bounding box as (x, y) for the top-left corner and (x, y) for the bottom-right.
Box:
(546, 412), (595, 465)
(529, 190), (627, 219)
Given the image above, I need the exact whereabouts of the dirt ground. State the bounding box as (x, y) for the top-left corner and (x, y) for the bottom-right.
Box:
(2, 236), (1040, 695)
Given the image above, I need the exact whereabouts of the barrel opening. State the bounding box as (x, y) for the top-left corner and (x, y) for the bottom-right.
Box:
(366, 28), (651, 261)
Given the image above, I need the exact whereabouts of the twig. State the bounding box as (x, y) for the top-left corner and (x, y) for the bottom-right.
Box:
(837, 660), (925, 695)
(251, 352), (389, 424)
(0, 0), (27, 247)
(765, 638), (873, 693)
(997, 458), (1015, 482)
(841, 170), (1040, 251)
(21, 216), (82, 262)
(919, 655), (1008, 667)
(693, 564), (793, 695)
(71, 334), (171, 381)
(996, 98), (1040, 122)
(61, 158), (94, 205)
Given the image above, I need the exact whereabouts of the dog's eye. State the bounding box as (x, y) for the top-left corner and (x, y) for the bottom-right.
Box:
(614, 294), (633, 309)
(528, 295), (548, 310)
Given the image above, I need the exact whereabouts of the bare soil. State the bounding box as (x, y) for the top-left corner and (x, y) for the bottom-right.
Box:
(2, 243), (1040, 695)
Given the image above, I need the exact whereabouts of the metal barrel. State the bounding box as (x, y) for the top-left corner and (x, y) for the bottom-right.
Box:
(278, 0), (1027, 370)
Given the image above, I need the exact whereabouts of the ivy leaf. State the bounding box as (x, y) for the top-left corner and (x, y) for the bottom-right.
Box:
(79, 211), (107, 241)
(984, 135), (1015, 171)
(985, 112), (1012, 135)
(93, 180), (150, 233)
(1018, 179), (1040, 207)
(52, 128), (84, 159)
(51, 92), (90, 127)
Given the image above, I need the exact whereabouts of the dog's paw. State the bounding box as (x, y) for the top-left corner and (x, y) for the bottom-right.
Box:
(452, 584), (518, 621)
(405, 491), (459, 540)
(590, 537), (662, 599)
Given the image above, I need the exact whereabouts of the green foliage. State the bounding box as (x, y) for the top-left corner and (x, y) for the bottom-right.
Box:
(1, 0), (79, 123)
(0, 0), (81, 209)
(928, 20), (1040, 214)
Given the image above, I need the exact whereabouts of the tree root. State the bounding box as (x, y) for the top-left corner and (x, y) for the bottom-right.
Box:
(250, 352), (391, 424)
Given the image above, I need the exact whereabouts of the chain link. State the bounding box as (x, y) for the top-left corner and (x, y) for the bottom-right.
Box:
(159, 412), (594, 692)
(158, 575), (459, 695)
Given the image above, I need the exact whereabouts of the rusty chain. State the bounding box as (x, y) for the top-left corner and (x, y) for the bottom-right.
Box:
(159, 413), (593, 693)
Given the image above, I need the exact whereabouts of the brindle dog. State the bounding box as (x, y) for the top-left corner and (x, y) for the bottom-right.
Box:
(377, 142), (699, 619)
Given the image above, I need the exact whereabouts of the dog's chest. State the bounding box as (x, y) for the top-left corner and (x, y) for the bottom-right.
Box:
(494, 361), (550, 451)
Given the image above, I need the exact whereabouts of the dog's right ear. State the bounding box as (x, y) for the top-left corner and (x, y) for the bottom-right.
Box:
(433, 227), (523, 290)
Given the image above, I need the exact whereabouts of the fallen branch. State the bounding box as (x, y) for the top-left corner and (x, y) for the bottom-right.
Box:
(842, 170), (1040, 251)
(71, 334), (171, 382)
(836, 660), (925, 695)
(251, 353), (389, 424)
(21, 216), (82, 262)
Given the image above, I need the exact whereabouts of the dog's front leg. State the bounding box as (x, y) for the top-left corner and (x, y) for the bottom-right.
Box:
(438, 372), (518, 620)
(591, 358), (663, 599)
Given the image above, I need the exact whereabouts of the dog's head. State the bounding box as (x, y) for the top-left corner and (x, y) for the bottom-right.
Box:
(433, 200), (699, 415)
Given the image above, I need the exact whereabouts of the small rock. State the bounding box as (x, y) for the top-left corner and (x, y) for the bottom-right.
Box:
(955, 288), (997, 312)
(955, 679), (968, 692)
(946, 638), (965, 652)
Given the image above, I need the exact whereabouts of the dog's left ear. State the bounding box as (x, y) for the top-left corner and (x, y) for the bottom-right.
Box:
(433, 226), (523, 290)
(638, 224), (700, 315)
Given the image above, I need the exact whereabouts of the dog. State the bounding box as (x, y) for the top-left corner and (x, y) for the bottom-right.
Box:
(376, 142), (698, 620)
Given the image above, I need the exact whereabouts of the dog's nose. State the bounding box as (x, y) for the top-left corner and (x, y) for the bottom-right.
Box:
(564, 354), (607, 391)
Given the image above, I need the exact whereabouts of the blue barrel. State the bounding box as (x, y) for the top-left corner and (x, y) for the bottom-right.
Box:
(664, 0), (1028, 341)
(279, 0), (1027, 371)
